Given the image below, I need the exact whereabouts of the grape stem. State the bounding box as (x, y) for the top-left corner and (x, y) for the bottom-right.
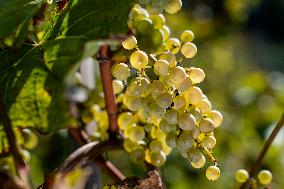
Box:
(0, 92), (30, 188)
(240, 113), (284, 189)
(98, 45), (119, 135)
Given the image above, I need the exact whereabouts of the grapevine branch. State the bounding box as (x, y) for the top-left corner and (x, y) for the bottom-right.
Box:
(240, 113), (284, 189)
(98, 45), (119, 134)
(0, 92), (29, 183)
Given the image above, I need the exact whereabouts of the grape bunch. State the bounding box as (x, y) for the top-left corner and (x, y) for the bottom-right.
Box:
(110, 3), (223, 181)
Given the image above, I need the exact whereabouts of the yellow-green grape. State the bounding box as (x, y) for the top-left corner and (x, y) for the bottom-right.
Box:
(111, 63), (130, 80)
(166, 37), (181, 54)
(192, 126), (200, 139)
(196, 98), (212, 114)
(187, 67), (205, 84)
(150, 14), (165, 29)
(180, 30), (194, 42)
(135, 18), (154, 35)
(159, 51), (176, 68)
(207, 110), (223, 128)
(127, 77), (150, 96)
(172, 95), (186, 110)
(235, 169), (249, 183)
(169, 66), (187, 84)
(185, 86), (203, 105)
(203, 135), (216, 149)
(137, 108), (149, 123)
(22, 129), (38, 150)
(118, 112), (136, 130)
(123, 138), (140, 152)
(175, 77), (192, 92)
(122, 36), (137, 50)
(123, 95), (142, 111)
(190, 108), (202, 123)
(130, 50), (148, 69)
(257, 170), (273, 185)
(150, 80), (165, 96)
(127, 126), (145, 141)
(206, 166), (221, 181)
(150, 140), (163, 152)
(152, 29), (164, 45)
(150, 151), (166, 167)
(165, 132), (177, 147)
(149, 103), (166, 118)
(159, 119), (174, 133)
(144, 124), (154, 133)
(164, 109), (178, 125)
(129, 149), (145, 163)
(177, 131), (194, 152)
(156, 92), (173, 108)
(181, 42), (197, 58)
(21, 149), (31, 162)
(131, 6), (149, 19)
(191, 155), (206, 169)
(154, 60), (170, 76)
(142, 95), (155, 113)
(188, 148), (203, 163)
(178, 113), (196, 131)
(161, 25), (171, 40)
(165, 0), (182, 14)
(112, 80), (124, 94)
(199, 118), (215, 133)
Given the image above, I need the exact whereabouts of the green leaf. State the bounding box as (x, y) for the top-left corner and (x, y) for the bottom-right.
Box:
(0, 0), (39, 39)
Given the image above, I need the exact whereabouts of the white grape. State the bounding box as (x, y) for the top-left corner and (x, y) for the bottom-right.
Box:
(173, 95), (186, 110)
(150, 140), (163, 152)
(177, 131), (194, 152)
(130, 50), (148, 69)
(111, 63), (130, 80)
(112, 80), (124, 94)
(154, 60), (170, 76)
(180, 30), (194, 42)
(235, 169), (249, 183)
(151, 151), (166, 167)
(166, 38), (181, 54)
(187, 67), (205, 84)
(127, 126), (145, 141)
(258, 170), (272, 185)
(122, 36), (137, 50)
(203, 135), (216, 149)
(150, 80), (165, 96)
(178, 113), (196, 131)
(165, 132), (177, 148)
(185, 86), (203, 105)
(159, 51), (177, 67)
(206, 166), (221, 181)
(165, 0), (182, 14)
(169, 66), (187, 84)
(164, 109), (178, 125)
(156, 92), (173, 108)
(207, 110), (223, 127)
(159, 119), (174, 133)
(191, 155), (206, 169)
(199, 118), (215, 133)
(181, 42), (197, 58)
(196, 98), (212, 114)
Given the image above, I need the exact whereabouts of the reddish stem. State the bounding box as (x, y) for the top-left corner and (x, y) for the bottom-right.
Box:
(98, 45), (119, 134)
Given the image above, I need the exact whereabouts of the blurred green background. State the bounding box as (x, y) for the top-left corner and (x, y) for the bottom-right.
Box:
(12, 0), (284, 188)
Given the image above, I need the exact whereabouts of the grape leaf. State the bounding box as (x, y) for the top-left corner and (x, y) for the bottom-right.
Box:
(0, 0), (39, 39)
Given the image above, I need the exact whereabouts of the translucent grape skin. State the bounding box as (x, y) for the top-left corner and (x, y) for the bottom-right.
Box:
(178, 113), (196, 131)
(122, 36), (137, 50)
(130, 50), (148, 69)
(111, 63), (130, 80)
(180, 30), (194, 42)
(154, 60), (170, 76)
(257, 170), (273, 185)
(207, 110), (223, 127)
(187, 67), (205, 84)
(112, 79), (124, 94)
(127, 126), (145, 141)
(165, 0), (182, 14)
(150, 151), (166, 167)
(206, 166), (221, 181)
(191, 155), (206, 169)
(166, 37), (181, 54)
(199, 118), (215, 133)
(235, 169), (249, 183)
(181, 42), (197, 58)
(165, 132), (177, 147)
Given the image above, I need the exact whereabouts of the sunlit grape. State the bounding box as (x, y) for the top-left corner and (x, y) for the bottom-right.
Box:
(111, 63), (130, 80)
(178, 113), (196, 131)
(165, 0), (182, 14)
(166, 38), (181, 54)
(235, 169), (249, 183)
(122, 36), (137, 50)
(151, 151), (166, 167)
(187, 67), (205, 84)
(181, 42), (197, 58)
(154, 60), (170, 76)
(191, 155), (206, 169)
(207, 110), (223, 127)
(130, 50), (148, 69)
(258, 170), (272, 185)
(206, 166), (221, 181)
(112, 80), (124, 94)
(180, 30), (194, 42)
(199, 118), (215, 133)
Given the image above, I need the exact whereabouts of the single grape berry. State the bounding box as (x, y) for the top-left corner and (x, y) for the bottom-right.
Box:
(130, 50), (148, 69)
(165, 0), (182, 14)
(257, 170), (272, 185)
(122, 36), (137, 50)
(181, 42), (197, 58)
(206, 166), (221, 181)
(235, 169), (249, 183)
(180, 30), (194, 42)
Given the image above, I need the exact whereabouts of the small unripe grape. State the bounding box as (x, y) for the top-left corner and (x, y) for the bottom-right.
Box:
(152, 29), (164, 45)
(161, 25), (171, 40)
(196, 98), (212, 114)
(178, 113), (196, 131)
(180, 30), (194, 42)
(203, 135), (216, 149)
(165, 132), (177, 147)
(150, 140), (163, 152)
(151, 151), (166, 167)
(159, 51), (177, 68)
(166, 38), (181, 54)
(185, 86), (203, 105)
(150, 14), (165, 29)
(181, 42), (197, 58)
(207, 110), (223, 127)
(154, 60), (170, 76)
(206, 166), (221, 181)
(187, 67), (205, 84)
(130, 50), (148, 69)
(159, 119), (174, 133)
(191, 155), (206, 169)
(257, 170), (272, 185)
(111, 63), (130, 80)
(164, 109), (178, 125)
(135, 18), (154, 35)
(112, 80), (124, 94)
(156, 92), (173, 108)
(122, 36), (137, 50)
(235, 169), (249, 183)
(123, 138), (140, 152)
(127, 126), (145, 141)
(199, 118), (215, 133)
(165, 0), (182, 14)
